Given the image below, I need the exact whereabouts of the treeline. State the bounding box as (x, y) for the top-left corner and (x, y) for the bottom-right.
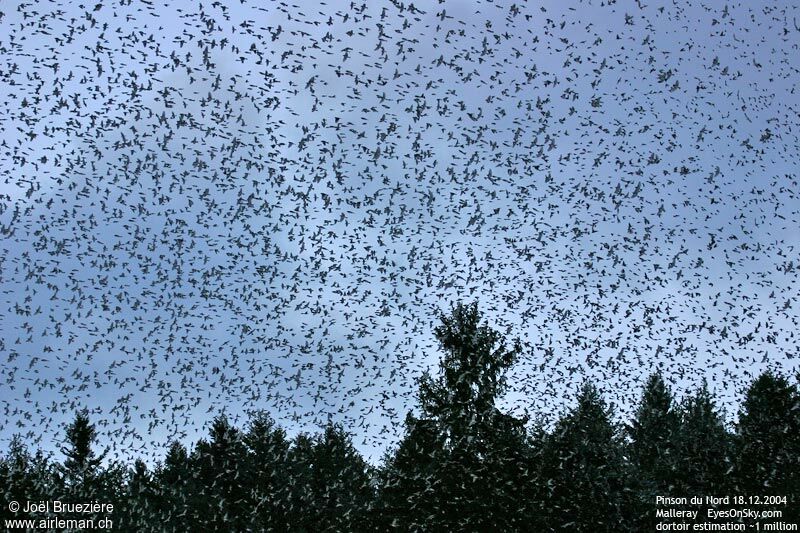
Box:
(2, 302), (799, 531)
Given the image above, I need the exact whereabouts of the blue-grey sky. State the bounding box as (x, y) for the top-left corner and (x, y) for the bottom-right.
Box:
(1, 0), (799, 463)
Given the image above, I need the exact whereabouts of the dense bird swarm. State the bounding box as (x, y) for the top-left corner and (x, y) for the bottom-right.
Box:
(1, 303), (799, 531)
(0, 0), (799, 473)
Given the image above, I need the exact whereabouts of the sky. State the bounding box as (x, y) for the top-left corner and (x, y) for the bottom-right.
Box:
(1, 0), (799, 464)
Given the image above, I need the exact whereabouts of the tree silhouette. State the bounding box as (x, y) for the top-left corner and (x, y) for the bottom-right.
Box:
(536, 382), (628, 532)
(191, 414), (249, 531)
(285, 432), (317, 531)
(417, 301), (521, 450)
(381, 301), (529, 530)
(627, 372), (681, 529)
(2, 314), (798, 531)
(55, 411), (121, 526)
(311, 423), (374, 532)
(375, 413), (445, 530)
(735, 371), (800, 520)
(58, 410), (105, 499)
(0, 436), (54, 523)
(285, 425), (373, 532)
(674, 383), (733, 496)
(244, 410), (291, 531)
(120, 459), (159, 532)
(155, 440), (194, 532)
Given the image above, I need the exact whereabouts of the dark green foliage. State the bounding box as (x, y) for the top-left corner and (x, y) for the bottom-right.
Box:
(284, 424), (374, 532)
(0, 436), (54, 524)
(374, 413), (445, 531)
(119, 459), (159, 532)
(57, 411), (124, 526)
(734, 371), (800, 519)
(285, 432), (317, 531)
(536, 383), (628, 532)
(673, 383), (733, 496)
(628, 372), (680, 484)
(379, 301), (531, 531)
(58, 410), (106, 501)
(191, 414), (250, 532)
(244, 411), (291, 531)
(417, 301), (521, 449)
(155, 440), (194, 532)
(627, 372), (681, 529)
(2, 307), (798, 531)
(311, 423), (374, 531)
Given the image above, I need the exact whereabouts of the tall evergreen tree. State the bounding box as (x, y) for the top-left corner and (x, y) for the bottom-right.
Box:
(0, 436), (54, 523)
(285, 424), (373, 532)
(155, 440), (194, 532)
(244, 410), (291, 531)
(285, 433), (317, 532)
(311, 423), (374, 532)
(120, 459), (158, 532)
(674, 383), (733, 496)
(55, 411), (121, 526)
(536, 382), (628, 532)
(627, 372), (681, 528)
(417, 301), (521, 449)
(381, 301), (530, 530)
(58, 410), (106, 500)
(375, 413), (445, 531)
(191, 414), (250, 532)
(735, 371), (800, 519)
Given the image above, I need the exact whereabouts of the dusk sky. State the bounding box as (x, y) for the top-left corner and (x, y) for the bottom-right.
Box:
(1, 0), (799, 463)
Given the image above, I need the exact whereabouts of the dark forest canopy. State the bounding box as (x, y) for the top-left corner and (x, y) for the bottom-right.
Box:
(2, 302), (799, 531)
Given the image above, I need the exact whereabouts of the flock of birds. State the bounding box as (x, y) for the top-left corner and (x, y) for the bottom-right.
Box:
(1, 0), (799, 463)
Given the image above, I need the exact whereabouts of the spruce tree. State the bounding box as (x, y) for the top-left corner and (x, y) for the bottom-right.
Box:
(735, 371), (800, 519)
(627, 372), (681, 528)
(1, 436), (54, 522)
(285, 425), (373, 532)
(285, 433), (316, 532)
(537, 382), (628, 532)
(121, 459), (158, 532)
(375, 413), (445, 531)
(244, 410), (291, 531)
(156, 440), (194, 532)
(417, 301), (521, 449)
(382, 301), (528, 530)
(191, 414), (249, 531)
(58, 410), (106, 501)
(311, 423), (374, 532)
(674, 383), (733, 496)
(55, 411), (122, 526)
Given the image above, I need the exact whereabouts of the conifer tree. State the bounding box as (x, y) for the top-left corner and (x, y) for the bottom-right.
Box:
(417, 301), (521, 449)
(156, 440), (194, 532)
(0, 436), (54, 523)
(56, 411), (122, 526)
(674, 384), (733, 496)
(375, 413), (445, 531)
(627, 372), (681, 528)
(312, 423), (374, 532)
(537, 383), (628, 532)
(244, 410), (291, 531)
(284, 425), (373, 532)
(735, 371), (800, 519)
(58, 410), (106, 501)
(121, 459), (158, 532)
(381, 301), (529, 530)
(285, 433), (317, 532)
(191, 414), (249, 531)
